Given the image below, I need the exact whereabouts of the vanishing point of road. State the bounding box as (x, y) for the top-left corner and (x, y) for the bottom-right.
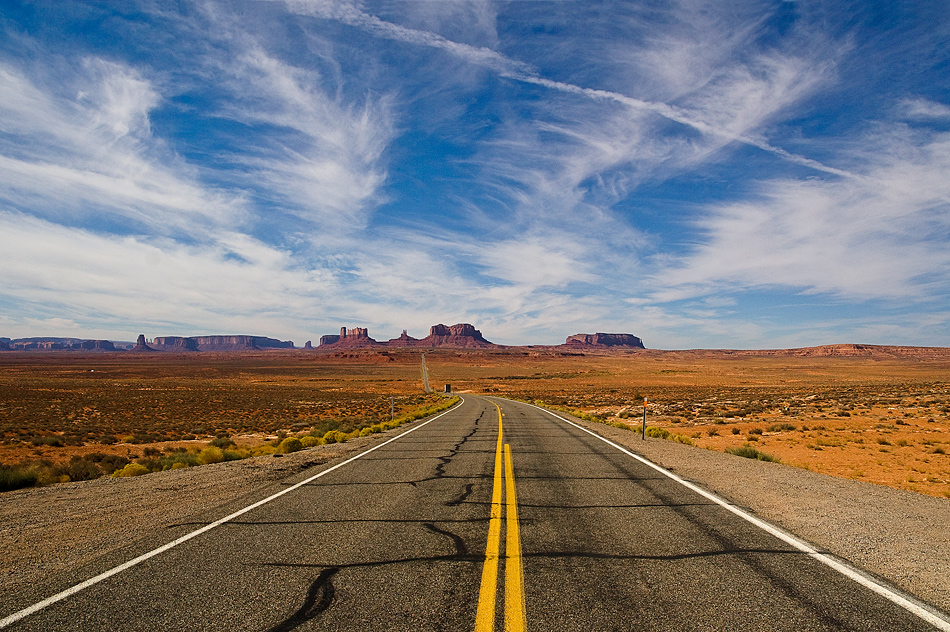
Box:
(3, 395), (948, 631)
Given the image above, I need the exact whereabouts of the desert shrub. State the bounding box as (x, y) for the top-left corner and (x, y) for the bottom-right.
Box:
(877, 438), (892, 445)
(322, 430), (346, 444)
(277, 437), (303, 454)
(252, 445), (277, 456)
(112, 463), (150, 477)
(359, 427), (373, 437)
(98, 455), (130, 474)
(30, 436), (64, 447)
(726, 445), (780, 462)
(707, 429), (719, 437)
(222, 449), (248, 461)
(300, 436), (320, 448)
(98, 435), (117, 445)
(748, 428), (763, 435)
(645, 426), (670, 439)
(161, 451), (198, 468)
(142, 447), (162, 457)
(210, 436), (235, 448)
(731, 428), (740, 435)
(62, 456), (103, 481)
(169, 462), (188, 470)
(136, 457), (163, 472)
(933, 446), (947, 455)
(181, 434), (197, 441)
(672, 434), (693, 445)
(197, 446), (224, 464)
(767, 423), (797, 432)
(0, 464), (41, 492)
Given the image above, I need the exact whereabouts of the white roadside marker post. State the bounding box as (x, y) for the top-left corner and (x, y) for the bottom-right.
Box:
(641, 397), (647, 440)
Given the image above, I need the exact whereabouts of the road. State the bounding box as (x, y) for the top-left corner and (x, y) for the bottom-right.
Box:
(2, 395), (947, 631)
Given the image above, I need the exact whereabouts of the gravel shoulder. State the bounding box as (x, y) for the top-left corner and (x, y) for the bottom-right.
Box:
(3, 409), (949, 619)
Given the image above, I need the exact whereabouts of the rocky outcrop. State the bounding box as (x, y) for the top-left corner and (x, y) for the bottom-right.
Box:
(415, 323), (495, 348)
(132, 334), (154, 352)
(4, 337), (118, 351)
(151, 336), (200, 351)
(73, 340), (117, 351)
(725, 344), (950, 359)
(303, 340), (313, 350)
(0, 337), (10, 351)
(564, 333), (645, 349)
(318, 323), (495, 349)
(318, 327), (381, 348)
(385, 330), (420, 346)
(151, 335), (294, 351)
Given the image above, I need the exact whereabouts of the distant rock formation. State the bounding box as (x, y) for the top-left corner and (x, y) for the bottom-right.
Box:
(387, 330), (419, 345)
(132, 334), (154, 352)
(318, 327), (381, 348)
(319, 323), (496, 349)
(151, 336), (200, 351)
(303, 340), (313, 350)
(150, 335), (294, 351)
(0, 337), (10, 351)
(4, 337), (118, 351)
(416, 323), (495, 348)
(564, 333), (645, 349)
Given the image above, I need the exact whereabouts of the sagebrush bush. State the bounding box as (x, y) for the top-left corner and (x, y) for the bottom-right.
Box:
(300, 436), (320, 448)
(726, 445), (780, 462)
(277, 437), (303, 454)
(197, 446), (224, 464)
(112, 463), (150, 477)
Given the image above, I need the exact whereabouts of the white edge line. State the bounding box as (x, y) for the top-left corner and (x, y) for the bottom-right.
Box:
(0, 400), (462, 629)
(531, 403), (950, 632)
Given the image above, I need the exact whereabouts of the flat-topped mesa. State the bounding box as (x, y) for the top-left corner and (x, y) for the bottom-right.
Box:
(564, 333), (645, 349)
(417, 323), (495, 348)
(318, 326), (380, 348)
(151, 335), (294, 351)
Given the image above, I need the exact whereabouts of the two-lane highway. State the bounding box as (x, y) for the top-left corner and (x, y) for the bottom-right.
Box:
(2, 395), (947, 631)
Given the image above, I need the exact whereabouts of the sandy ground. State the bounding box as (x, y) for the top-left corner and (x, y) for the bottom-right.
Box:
(2, 409), (949, 620)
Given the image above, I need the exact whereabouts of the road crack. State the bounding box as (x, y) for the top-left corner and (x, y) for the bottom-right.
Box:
(265, 567), (339, 632)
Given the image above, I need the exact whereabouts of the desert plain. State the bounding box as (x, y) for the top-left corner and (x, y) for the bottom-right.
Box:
(1, 347), (949, 499)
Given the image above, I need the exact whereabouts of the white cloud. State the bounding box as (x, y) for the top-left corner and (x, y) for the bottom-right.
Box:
(653, 127), (950, 302)
(212, 42), (395, 230)
(899, 98), (950, 120)
(0, 59), (244, 234)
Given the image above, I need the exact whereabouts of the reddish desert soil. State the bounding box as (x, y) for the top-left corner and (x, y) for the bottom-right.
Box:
(1, 348), (949, 498)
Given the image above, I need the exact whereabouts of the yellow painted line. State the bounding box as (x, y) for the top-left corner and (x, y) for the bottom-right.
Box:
(503, 443), (526, 632)
(475, 405), (505, 631)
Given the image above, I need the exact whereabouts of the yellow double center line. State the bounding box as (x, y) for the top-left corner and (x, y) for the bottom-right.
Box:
(475, 403), (526, 632)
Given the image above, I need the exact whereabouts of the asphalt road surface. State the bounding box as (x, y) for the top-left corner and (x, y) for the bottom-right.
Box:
(3, 395), (947, 631)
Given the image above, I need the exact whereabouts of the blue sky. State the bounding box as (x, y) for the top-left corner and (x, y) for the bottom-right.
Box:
(1, 1), (948, 349)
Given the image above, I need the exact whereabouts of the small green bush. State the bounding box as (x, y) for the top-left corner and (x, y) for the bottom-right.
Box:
(645, 426), (670, 439)
(300, 435), (320, 447)
(277, 437), (303, 454)
(726, 445), (780, 462)
(209, 436), (235, 449)
(322, 430), (346, 444)
(112, 463), (150, 477)
(197, 446), (224, 464)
